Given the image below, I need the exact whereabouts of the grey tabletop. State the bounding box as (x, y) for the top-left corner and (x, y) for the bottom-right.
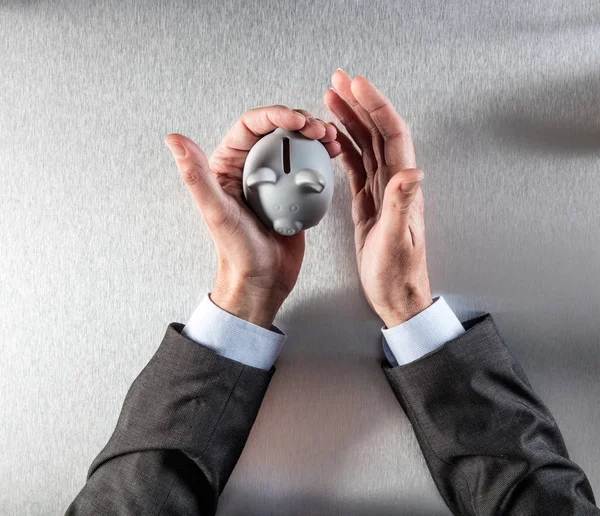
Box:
(1, 1), (599, 515)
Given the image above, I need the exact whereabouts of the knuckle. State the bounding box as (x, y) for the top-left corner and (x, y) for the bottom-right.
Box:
(368, 125), (381, 137)
(387, 195), (412, 215)
(391, 202), (412, 215)
(369, 102), (389, 121)
(205, 200), (236, 232)
(385, 131), (409, 144)
(179, 165), (199, 186)
(205, 207), (228, 228)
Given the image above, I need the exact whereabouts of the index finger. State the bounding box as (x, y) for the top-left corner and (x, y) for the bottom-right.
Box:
(350, 76), (416, 171)
(223, 105), (307, 152)
(210, 106), (310, 175)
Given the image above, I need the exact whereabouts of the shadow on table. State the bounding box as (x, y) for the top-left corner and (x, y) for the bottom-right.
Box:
(488, 72), (600, 156)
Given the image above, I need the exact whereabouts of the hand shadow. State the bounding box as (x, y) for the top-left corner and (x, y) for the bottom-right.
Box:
(488, 72), (600, 156)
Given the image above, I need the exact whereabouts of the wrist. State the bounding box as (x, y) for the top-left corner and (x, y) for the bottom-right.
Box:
(376, 294), (434, 328)
(210, 275), (286, 329)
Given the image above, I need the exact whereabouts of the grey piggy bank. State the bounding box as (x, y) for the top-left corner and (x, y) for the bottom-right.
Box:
(242, 128), (334, 235)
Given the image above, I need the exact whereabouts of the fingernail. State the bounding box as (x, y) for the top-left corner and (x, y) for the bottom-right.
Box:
(336, 68), (347, 74)
(165, 140), (186, 158)
(401, 180), (421, 193)
(307, 115), (317, 124)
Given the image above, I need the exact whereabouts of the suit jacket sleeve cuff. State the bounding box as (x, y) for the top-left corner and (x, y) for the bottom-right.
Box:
(381, 314), (598, 515)
(80, 322), (274, 513)
(381, 296), (465, 366)
(181, 293), (287, 371)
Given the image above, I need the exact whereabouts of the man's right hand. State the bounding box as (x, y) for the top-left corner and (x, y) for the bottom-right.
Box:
(324, 70), (433, 328)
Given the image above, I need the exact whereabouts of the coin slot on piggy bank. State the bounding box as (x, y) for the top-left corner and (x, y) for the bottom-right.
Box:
(242, 128), (334, 236)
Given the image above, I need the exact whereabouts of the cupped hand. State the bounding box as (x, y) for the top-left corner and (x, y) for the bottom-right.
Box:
(324, 71), (433, 328)
(165, 106), (341, 329)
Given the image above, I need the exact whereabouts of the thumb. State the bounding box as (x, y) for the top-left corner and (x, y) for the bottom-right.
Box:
(165, 133), (229, 223)
(379, 168), (424, 235)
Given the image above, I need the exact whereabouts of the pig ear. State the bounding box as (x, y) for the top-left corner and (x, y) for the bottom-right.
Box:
(294, 169), (326, 193)
(246, 167), (278, 189)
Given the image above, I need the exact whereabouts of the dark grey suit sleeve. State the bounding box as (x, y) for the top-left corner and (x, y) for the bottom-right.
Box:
(383, 314), (599, 516)
(66, 322), (273, 516)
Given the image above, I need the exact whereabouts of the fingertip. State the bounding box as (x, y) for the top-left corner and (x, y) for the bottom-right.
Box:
(385, 172), (405, 193)
(385, 170), (423, 198)
(323, 88), (337, 103)
(284, 119), (308, 133)
(164, 134), (188, 159)
(316, 120), (327, 136)
(292, 109), (307, 122)
(331, 141), (342, 156)
(165, 133), (197, 151)
(324, 141), (342, 158)
(331, 72), (350, 93)
(328, 120), (341, 132)
(400, 179), (422, 194)
(327, 121), (337, 137)
(350, 76), (363, 93)
(350, 75), (374, 100)
(283, 108), (307, 131)
(324, 90), (345, 120)
(404, 168), (425, 182)
(164, 133), (181, 145)
(317, 119), (337, 143)
(290, 111), (308, 129)
(352, 75), (371, 89)
(299, 123), (326, 140)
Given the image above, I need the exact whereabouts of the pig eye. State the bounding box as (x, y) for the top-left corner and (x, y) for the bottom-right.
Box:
(246, 167), (278, 189)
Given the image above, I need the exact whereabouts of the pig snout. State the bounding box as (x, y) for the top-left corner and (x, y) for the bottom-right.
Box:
(273, 218), (303, 235)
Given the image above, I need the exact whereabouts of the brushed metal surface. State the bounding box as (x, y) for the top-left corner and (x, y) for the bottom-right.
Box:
(1, 1), (599, 514)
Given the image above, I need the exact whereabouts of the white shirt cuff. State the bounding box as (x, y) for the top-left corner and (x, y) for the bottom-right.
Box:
(381, 296), (465, 367)
(181, 293), (287, 370)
